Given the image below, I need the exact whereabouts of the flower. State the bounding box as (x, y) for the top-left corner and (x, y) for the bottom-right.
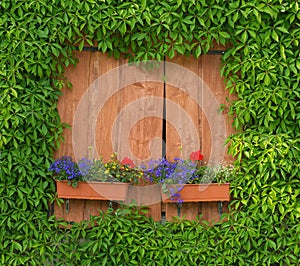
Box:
(104, 154), (142, 184)
(189, 150), (204, 162)
(121, 157), (135, 168)
(144, 157), (197, 184)
(77, 157), (113, 182)
(50, 154), (145, 185)
(49, 156), (82, 180)
(143, 157), (197, 203)
(49, 156), (83, 187)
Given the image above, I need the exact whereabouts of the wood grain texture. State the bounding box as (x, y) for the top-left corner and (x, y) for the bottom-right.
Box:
(165, 55), (202, 160)
(53, 199), (109, 223)
(166, 54), (234, 163)
(57, 52), (164, 163)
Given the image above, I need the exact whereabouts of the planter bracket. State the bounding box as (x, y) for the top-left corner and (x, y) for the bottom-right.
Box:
(217, 201), (223, 218)
(66, 199), (70, 214)
(177, 203), (182, 217)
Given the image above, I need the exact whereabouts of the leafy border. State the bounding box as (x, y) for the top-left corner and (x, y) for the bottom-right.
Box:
(0, 1), (299, 264)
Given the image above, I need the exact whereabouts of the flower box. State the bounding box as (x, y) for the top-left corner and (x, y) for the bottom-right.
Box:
(56, 180), (129, 201)
(162, 183), (230, 203)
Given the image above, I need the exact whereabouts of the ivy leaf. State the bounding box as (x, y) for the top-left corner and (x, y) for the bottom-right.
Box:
(79, 39), (85, 51)
(119, 22), (127, 35)
(195, 45), (201, 58)
(36, 30), (48, 38)
(271, 30), (279, 42)
(276, 26), (289, 34)
(51, 46), (60, 57)
(296, 60), (300, 70)
(280, 45), (286, 61)
(182, 16), (194, 25)
(141, 0), (147, 9)
(168, 47), (175, 59)
(10, 88), (18, 98)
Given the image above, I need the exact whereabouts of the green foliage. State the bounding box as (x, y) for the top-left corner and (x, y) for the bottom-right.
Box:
(0, 0), (299, 264)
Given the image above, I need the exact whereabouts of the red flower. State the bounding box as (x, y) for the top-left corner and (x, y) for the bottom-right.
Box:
(121, 157), (135, 168)
(189, 150), (204, 162)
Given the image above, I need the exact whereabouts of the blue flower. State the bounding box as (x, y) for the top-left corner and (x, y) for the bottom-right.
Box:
(49, 156), (82, 181)
(144, 157), (197, 203)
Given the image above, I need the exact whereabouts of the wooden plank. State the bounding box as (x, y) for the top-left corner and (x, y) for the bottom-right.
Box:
(165, 203), (179, 222)
(166, 54), (234, 163)
(200, 54), (236, 163)
(165, 56), (202, 160)
(199, 202), (225, 224)
(55, 51), (91, 159)
(56, 51), (125, 160)
(165, 202), (199, 221)
(145, 203), (162, 222)
(125, 184), (161, 206)
(96, 81), (164, 164)
(125, 184), (162, 221)
(108, 62), (164, 164)
(180, 203), (199, 221)
(58, 52), (233, 163)
(83, 200), (110, 220)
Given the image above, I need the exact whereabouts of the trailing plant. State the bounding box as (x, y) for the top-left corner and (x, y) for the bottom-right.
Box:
(143, 150), (234, 203)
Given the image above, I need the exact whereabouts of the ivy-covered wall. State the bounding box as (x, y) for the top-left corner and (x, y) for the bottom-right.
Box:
(0, 0), (299, 265)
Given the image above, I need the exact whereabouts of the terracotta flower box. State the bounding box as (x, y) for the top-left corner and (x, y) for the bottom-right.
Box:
(162, 183), (230, 203)
(56, 180), (129, 201)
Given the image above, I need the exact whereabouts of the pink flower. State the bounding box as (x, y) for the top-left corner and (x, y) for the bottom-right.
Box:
(121, 157), (135, 168)
(189, 150), (204, 162)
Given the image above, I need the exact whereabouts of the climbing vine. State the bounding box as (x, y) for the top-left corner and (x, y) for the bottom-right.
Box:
(0, 0), (299, 265)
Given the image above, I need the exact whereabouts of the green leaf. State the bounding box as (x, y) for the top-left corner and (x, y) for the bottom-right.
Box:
(51, 46), (60, 57)
(271, 30), (279, 42)
(141, 0), (147, 9)
(79, 39), (85, 51)
(280, 45), (286, 60)
(276, 26), (289, 34)
(195, 45), (201, 58)
(278, 204), (284, 215)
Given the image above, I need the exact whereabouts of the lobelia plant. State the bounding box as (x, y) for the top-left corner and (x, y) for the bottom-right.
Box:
(147, 157), (197, 203)
(49, 156), (83, 187)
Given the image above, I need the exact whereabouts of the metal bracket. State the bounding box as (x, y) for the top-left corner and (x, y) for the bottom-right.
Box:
(177, 203), (182, 217)
(217, 201), (223, 218)
(66, 199), (70, 214)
